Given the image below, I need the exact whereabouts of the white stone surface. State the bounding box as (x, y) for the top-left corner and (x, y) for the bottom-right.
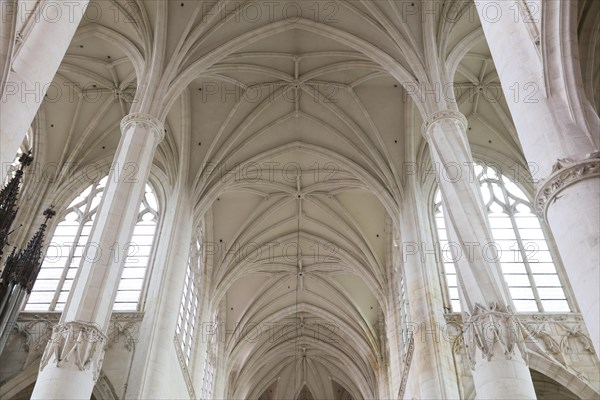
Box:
(1, 0), (89, 168)
(0, 1), (598, 398)
(423, 110), (536, 399)
(30, 113), (164, 399)
(476, 0), (600, 355)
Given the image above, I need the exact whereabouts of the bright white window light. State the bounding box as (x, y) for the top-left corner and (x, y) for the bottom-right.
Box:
(176, 234), (203, 365)
(25, 178), (159, 312)
(434, 163), (570, 313)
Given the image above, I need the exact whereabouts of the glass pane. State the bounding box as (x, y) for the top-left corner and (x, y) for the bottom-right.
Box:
(529, 262), (558, 274)
(491, 228), (517, 240)
(541, 300), (570, 312)
(113, 302), (138, 311)
(118, 278), (144, 291)
(121, 268), (147, 279)
(509, 287), (535, 300)
(445, 274), (457, 287)
(56, 291), (70, 303)
(27, 176), (160, 313)
(501, 263), (526, 274)
(504, 274), (531, 287)
(514, 216), (541, 229)
(518, 229), (546, 240)
(24, 303), (50, 311)
(513, 300), (539, 312)
(432, 161), (571, 315)
(26, 291), (55, 304)
(448, 287), (460, 300)
(537, 288), (567, 300)
(533, 274), (561, 287)
(115, 290), (140, 303)
(442, 260), (455, 273)
(37, 268), (64, 279)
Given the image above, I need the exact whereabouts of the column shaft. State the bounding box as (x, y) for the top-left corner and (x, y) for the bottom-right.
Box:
(476, 0), (600, 354)
(31, 113), (164, 400)
(1, 0), (89, 167)
(400, 186), (460, 399)
(535, 158), (600, 352)
(423, 110), (536, 399)
(127, 195), (193, 399)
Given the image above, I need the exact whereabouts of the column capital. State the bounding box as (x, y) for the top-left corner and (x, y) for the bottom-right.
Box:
(39, 321), (107, 382)
(421, 110), (468, 139)
(535, 151), (600, 219)
(463, 302), (527, 369)
(120, 113), (165, 143)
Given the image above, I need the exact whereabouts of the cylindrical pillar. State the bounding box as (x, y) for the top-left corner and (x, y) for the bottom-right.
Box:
(535, 156), (600, 352)
(423, 110), (536, 399)
(1, 0), (89, 167)
(475, 0), (600, 354)
(0, 0), (18, 96)
(31, 113), (164, 399)
(400, 185), (460, 399)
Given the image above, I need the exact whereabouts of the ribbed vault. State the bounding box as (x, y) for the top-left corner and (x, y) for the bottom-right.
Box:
(18, 0), (599, 398)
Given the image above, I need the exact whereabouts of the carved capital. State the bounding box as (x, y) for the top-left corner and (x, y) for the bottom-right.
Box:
(39, 321), (107, 382)
(463, 303), (527, 369)
(421, 110), (468, 139)
(535, 151), (600, 219)
(120, 113), (165, 143)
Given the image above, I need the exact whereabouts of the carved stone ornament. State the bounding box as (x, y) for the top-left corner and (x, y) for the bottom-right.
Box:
(421, 109), (468, 139)
(535, 151), (600, 219)
(398, 334), (415, 399)
(120, 113), (166, 143)
(463, 303), (527, 369)
(38, 321), (107, 382)
(173, 335), (197, 399)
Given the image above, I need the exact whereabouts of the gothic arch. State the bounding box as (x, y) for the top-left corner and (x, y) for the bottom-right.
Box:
(161, 19), (424, 119)
(528, 352), (600, 400)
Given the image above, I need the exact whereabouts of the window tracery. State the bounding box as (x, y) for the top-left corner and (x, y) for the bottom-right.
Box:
(25, 178), (159, 311)
(434, 163), (570, 313)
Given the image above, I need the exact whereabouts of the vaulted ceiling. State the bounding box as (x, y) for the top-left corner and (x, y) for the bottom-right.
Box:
(26, 0), (598, 398)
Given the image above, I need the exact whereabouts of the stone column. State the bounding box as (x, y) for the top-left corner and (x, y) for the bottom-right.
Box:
(535, 155), (599, 352)
(423, 110), (536, 399)
(0, 0), (18, 96)
(475, 0), (600, 354)
(399, 186), (460, 399)
(126, 195), (194, 399)
(1, 0), (89, 167)
(31, 113), (164, 399)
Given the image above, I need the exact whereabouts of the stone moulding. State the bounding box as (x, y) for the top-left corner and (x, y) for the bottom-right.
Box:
(120, 113), (166, 143)
(421, 110), (468, 139)
(398, 334), (415, 399)
(173, 335), (197, 400)
(38, 321), (107, 382)
(535, 152), (600, 219)
(463, 303), (527, 369)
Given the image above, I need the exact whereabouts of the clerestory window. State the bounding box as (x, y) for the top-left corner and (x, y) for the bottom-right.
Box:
(176, 232), (203, 365)
(24, 177), (159, 312)
(433, 163), (571, 313)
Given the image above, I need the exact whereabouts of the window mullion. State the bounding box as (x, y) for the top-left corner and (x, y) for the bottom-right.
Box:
(49, 212), (90, 310)
(499, 177), (543, 312)
(506, 207), (543, 312)
(50, 181), (100, 310)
